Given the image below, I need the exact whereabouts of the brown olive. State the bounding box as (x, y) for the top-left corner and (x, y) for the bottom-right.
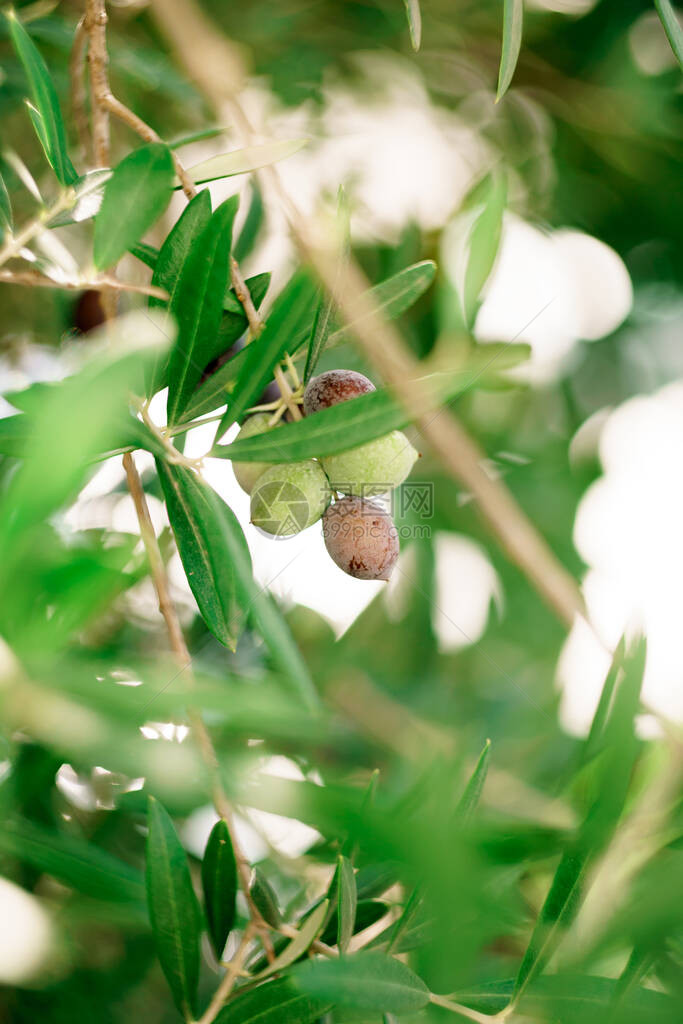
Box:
(303, 369), (375, 416)
(322, 496), (399, 581)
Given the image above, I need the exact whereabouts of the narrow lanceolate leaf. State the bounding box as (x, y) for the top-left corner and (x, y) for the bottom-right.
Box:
(157, 457), (245, 649)
(130, 241), (159, 270)
(304, 187), (350, 383)
(0, 818), (145, 903)
(257, 901), (329, 979)
(387, 887), (422, 953)
(292, 951), (430, 1013)
(182, 139), (307, 188)
(462, 173), (506, 329)
(213, 372), (456, 464)
(654, 0), (683, 69)
(215, 271), (318, 440)
(496, 0), (524, 101)
(403, 1), (422, 51)
(233, 184), (264, 263)
(7, 11), (77, 185)
(455, 974), (678, 1023)
(166, 197), (238, 423)
(214, 978), (332, 1024)
(513, 639), (646, 1001)
(145, 797), (201, 1020)
(151, 191), (212, 310)
(251, 868), (283, 928)
(332, 856), (357, 953)
(157, 463), (318, 707)
(455, 738), (491, 823)
(94, 144), (174, 270)
(321, 260), (436, 352)
(147, 190), (212, 396)
(201, 820), (237, 959)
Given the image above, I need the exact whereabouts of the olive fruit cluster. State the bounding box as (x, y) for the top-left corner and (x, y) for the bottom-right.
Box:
(233, 369), (417, 580)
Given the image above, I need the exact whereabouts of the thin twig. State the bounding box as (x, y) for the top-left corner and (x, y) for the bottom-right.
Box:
(0, 268), (168, 299)
(197, 923), (256, 1024)
(121, 452), (274, 961)
(69, 15), (90, 164)
(78, 0), (277, 979)
(85, 0), (110, 168)
(100, 92), (197, 201)
(0, 190), (74, 269)
(429, 993), (496, 1023)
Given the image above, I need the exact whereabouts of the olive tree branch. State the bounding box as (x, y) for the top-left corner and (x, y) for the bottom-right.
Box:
(69, 15), (91, 164)
(0, 268), (168, 298)
(78, 1), (300, 418)
(148, 0), (584, 628)
(121, 452), (275, 963)
(196, 923), (257, 1024)
(0, 189), (74, 268)
(77, 2), (276, 966)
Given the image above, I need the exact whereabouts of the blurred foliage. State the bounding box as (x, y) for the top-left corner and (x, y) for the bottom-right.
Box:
(0, 2), (681, 1024)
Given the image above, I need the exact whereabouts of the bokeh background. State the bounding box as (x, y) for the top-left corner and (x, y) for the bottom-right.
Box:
(0, 0), (681, 1015)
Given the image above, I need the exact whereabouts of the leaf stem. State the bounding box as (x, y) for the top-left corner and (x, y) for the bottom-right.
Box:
(429, 993), (496, 1023)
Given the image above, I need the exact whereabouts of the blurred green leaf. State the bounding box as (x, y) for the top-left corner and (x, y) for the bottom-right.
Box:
(157, 457), (245, 649)
(403, 1), (422, 51)
(304, 187), (350, 383)
(156, 463), (319, 707)
(0, 311), (171, 557)
(513, 639), (646, 1000)
(145, 796), (201, 1020)
(455, 974), (678, 1023)
(6, 9), (77, 185)
(0, 413), (31, 457)
(214, 978), (332, 1024)
(94, 144), (174, 270)
(215, 270), (318, 440)
(202, 819), (238, 959)
(496, 0), (523, 101)
(322, 261), (436, 352)
(462, 173), (506, 329)
(167, 196), (238, 422)
(455, 738), (491, 823)
(182, 140), (307, 188)
(291, 951), (430, 1012)
(258, 900), (328, 978)
(0, 818), (145, 903)
(387, 887), (422, 953)
(654, 0), (683, 69)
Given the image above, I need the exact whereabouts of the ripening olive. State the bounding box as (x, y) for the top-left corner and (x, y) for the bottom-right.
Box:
(321, 430), (418, 497)
(232, 414), (283, 495)
(250, 460), (332, 536)
(303, 369), (375, 416)
(323, 496), (399, 580)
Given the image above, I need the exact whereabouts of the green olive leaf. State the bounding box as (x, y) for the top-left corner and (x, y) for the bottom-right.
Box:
(94, 143), (175, 270)
(145, 796), (201, 1020)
